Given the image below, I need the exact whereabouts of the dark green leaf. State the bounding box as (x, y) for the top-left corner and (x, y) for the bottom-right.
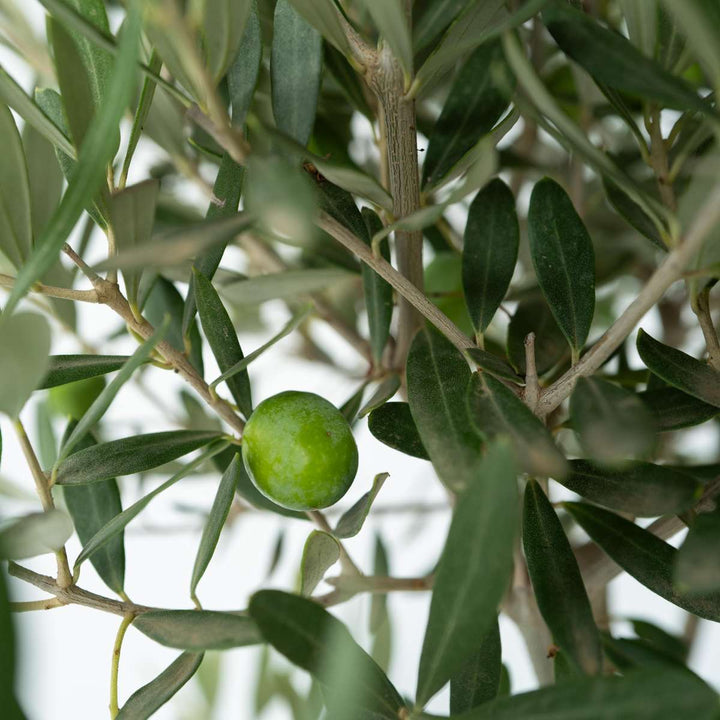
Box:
(300, 530), (341, 596)
(559, 460), (702, 517)
(0, 313), (52, 419)
(61, 423), (125, 595)
(190, 455), (242, 599)
(227, 3), (262, 127)
(570, 377), (656, 465)
(507, 299), (567, 376)
(462, 179), (519, 334)
(324, 42), (373, 119)
(367, 402), (430, 460)
(39, 355), (133, 389)
(133, 610), (261, 651)
(340, 383), (367, 425)
(416, 440), (517, 706)
(413, 0), (476, 55)
(108, 180), (159, 310)
(639, 387), (719, 430)
(182, 155), (245, 335)
(441, 667), (719, 719)
(407, 326), (483, 492)
(467, 373), (568, 479)
(249, 590), (405, 718)
(422, 40), (512, 188)
(675, 507), (720, 594)
(194, 269), (253, 419)
(55, 430), (223, 485)
(449, 619), (501, 714)
(271, 0), (322, 147)
(528, 178), (595, 353)
(116, 652), (203, 720)
(0, 509), (73, 560)
(523, 480), (602, 675)
(73, 443), (228, 573)
(543, 2), (711, 114)
(637, 329), (720, 407)
(0, 104), (32, 270)
(334, 473), (388, 539)
(4, 2), (140, 315)
(361, 208), (394, 363)
(466, 348), (523, 384)
(564, 502), (720, 622)
(603, 179), (667, 250)
(601, 634), (684, 672)
(358, 375), (401, 418)
(0, 567), (23, 718)
(629, 619), (688, 663)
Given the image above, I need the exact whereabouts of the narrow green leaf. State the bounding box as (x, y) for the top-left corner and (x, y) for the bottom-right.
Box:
(637, 329), (720, 407)
(271, 0), (322, 147)
(249, 590), (405, 718)
(524, 480), (602, 675)
(413, 0), (478, 55)
(360, 208), (393, 363)
(629, 619), (689, 663)
(407, 326), (483, 493)
(227, 3), (262, 127)
(285, 0), (350, 56)
(334, 473), (388, 539)
(324, 42), (373, 120)
(438, 667), (719, 720)
(35, 402), (57, 469)
(449, 619), (502, 714)
(413, 0), (546, 96)
(528, 178), (595, 353)
(358, 375), (401, 418)
(108, 180), (160, 310)
(543, 2), (711, 115)
(218, 268), (352, 306)
(190, 455), (242, 598)
(565, 502), (720, 622)
(507, 299), (567, 376)
(4, 1), (140, 316)
(358, 0), (413, 78)
(300, 530), (341, 596)
(56, 430), (223, 486)
(639, 387), (719, 431)
(367, 402), (430, 460)
(467, 374), (568, 479)
(601, 633), (684, 673)
(61, 422), (125, 595)
(559, 460), (703, 518)
(194, 269), (252, 419)
(466, 348), (523, 385)
(0, 566), (23, 718)
(570, 377), (656, 465)
(73, 442), (228, 572)
(0, 104), (32, 270)
(200, 0), (251, 81)
(603, 179), (667, 251)
(116, 652), (203, 720)
(422, 41), (512, 188)
(675, 507), (720, 594)
(39, 355), (133, 390)
(462, 179), (519, 334)
(0, 67), (76, 158)
(133, 610), (261, 651)
(182, 155), (245, 335)
(56, 319), (169, 463)
(0, 510), (73, 560)
(416, 440), (518, 706)
(0, 313), (51, 419)
(209, 306), (311, 392)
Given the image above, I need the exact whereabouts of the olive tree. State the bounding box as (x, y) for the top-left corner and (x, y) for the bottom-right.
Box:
(1, 0), (720, 717)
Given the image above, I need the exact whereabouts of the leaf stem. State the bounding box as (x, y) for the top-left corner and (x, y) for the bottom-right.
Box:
(0, 274), (99, 303)
(109, 613), (134, 719)
(13, 419), (73, 588)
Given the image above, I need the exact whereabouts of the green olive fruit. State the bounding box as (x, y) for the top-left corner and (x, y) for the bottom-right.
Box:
(47, 376), (106, 419)
(241, 391), (359, 511)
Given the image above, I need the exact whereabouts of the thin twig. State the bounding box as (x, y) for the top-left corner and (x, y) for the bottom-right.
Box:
(539, 183), (720, 416)
(317, 212), (472, 353)
(0, 274), (99, 303)
(523, 332), (540, 414)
